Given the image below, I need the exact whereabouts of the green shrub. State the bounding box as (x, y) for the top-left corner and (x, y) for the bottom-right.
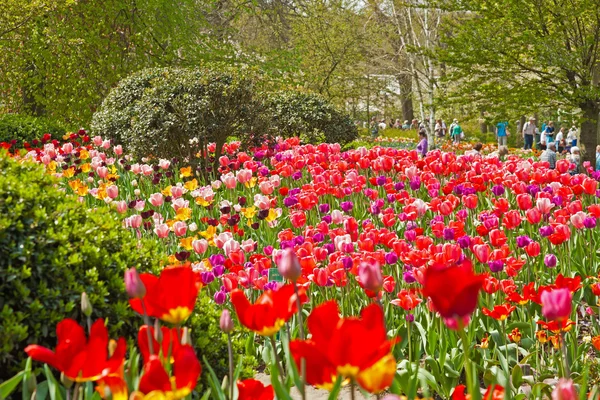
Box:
(265, 90), (358, 145)
(91, 66), (269, 170)
(0, 154), (254, 384)
(0, 114), (69, 147)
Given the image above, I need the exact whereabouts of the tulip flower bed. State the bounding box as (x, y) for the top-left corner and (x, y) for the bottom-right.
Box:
(2, 131), (600, 400)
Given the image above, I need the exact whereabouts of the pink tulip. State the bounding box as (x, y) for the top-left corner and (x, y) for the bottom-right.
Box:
(158, 159), (170, 169)
(259, 180), (274, 195)
(541, 288), (572, 322)
(106, 185), (118, 199)
(127, 215), (142, 229)
(358, 261), (383, 293)
(62, 143), (73, 154)
(124, 268), (146, 298)
(236, 169), (253, 184)
(154, 223), (170, 238)
(149, 193), (164, 207)
(570, 211), (586, 229)
(192, 239), (208, 254)
(114, 145), (123, 156)
(171, 198), (188, 211)
(101, 140), (111, 149)
(133, 200), (145, 212)
(215, 232), (234, 248)
(221, 172), (237, 189)
(114, 200), (128, 214)
(141, 165), (154, 176)
(331, 209), (344, 224)
(93, 136), (103, 146)
(473, 244), (490, 263)
(277, 248), (302, 281)
(131, 163), (142, 174)
(220, 309), (234, 333)
(219, 155), (230, 166)
(223, 239), (241, 257)
(253, 194), (270, 210)
(171, 185), (184, 199)
(173, 221), (187, 237)
(536, 197), (554, 214)
(552, 378), (577, 400)
(241, 239), (256, 253)
(97, 166), (108, 179)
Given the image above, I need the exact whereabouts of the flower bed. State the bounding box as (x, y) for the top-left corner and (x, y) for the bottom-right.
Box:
(1, 131), (599, 399)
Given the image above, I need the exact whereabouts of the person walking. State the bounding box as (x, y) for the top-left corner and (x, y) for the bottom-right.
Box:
(555, 127), (565, 153)
(567, 125), (578, 147)
(543, 121), (555, 147)
(522, 116), (536, 150)
(496, 120), (509, 147)
(451, 120), (463, 144)
(416, 130), (428, 157)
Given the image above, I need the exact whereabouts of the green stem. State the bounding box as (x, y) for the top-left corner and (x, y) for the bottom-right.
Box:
(269, 336), (286, 383)
(560, 330), (571, 378)
(458, 327), (480, 400)
(227, 333), (234, 400)
(350, 380), (356, 400)
(293, 282), (306, 400)
(407, 318), (412, 362)
(140, 300), (155, 355)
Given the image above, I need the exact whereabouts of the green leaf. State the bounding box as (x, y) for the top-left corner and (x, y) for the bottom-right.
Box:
(327, 375), (343, 400)
(202, 356), (226, 400)
(0, 370), (25, 399)
(35, 381), (49, 400)
(269, 361), (292, 400)
(511, 364), (523, 388)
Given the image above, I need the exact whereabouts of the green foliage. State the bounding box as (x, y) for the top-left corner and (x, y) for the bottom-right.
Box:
(0, 114), (69, 147)
(266, 91), (358, 145)
(92, 66), (269, 165)
(0, 153), (161, 378)
(189, 296), (256, 389)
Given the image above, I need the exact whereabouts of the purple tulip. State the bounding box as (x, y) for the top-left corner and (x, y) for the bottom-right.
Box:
(405, 314), (415, 323)
(213, 265), (225, 277)
(404, 230), (417, 241)
(318, 203), (330, 213)
(403, 271), (416, 283)
(342, 257), (353, 270)
(491, 185), (505, 196)
(313, 233), (324, 242)
(394, 182), (405, 190)
(214, 290), (227, 305)
(443, 228), (455, 241)
(264, 281), (280, 291)
(385, 252), (398, 265)
(376, 175), (387, 186)
(584, 217), (597, 229)
(516, 235), (532, 248)
(340, 201), (353, 212)
(387, 194), (395, 203)
(201, 271), (215, 285)
(544, 254), (557, 268)
(283, 196), (298, 207)
(292, 171), (302, 180)
(409, 178), (421, 191)
(488, 260), (504, 273)
(209, 254), (225, 266)
(457, 235), (471, 248)
(322, 215), (332, 224)
(323, 243), (335, 254)
(539, 225), (554, 237)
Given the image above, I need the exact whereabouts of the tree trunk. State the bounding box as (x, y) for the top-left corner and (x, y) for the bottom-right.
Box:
(397, 74), (414, 122)
(579, 102), (599, 165)
(479, 111), (487, 133)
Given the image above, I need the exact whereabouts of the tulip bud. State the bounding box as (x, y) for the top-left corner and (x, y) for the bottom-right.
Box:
(358, 262), (383, 293)
(154, 319), (163, 343)
(277, 249), (302, 281)
(220, 309), (234, 333)
(552, 378), (577, 400)
(124, 267), (146, 299)
(544, 254), (557, 268)
(81, 292), (92, 317)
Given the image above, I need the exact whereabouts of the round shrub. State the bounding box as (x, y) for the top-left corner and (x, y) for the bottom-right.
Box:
(91, 66), (269, 167)
(0, 114), (68, 147)
(0, 154), (254, 383)
(265, 90), (358, 145)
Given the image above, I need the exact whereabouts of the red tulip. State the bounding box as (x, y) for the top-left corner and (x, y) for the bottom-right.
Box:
(482, 303), (516, 321)
(136, 345), (201, 398)
(231, 284), (306, 336)
(237, 379), (274, 400)
(138, 325), (181, 364)
(516, 193), (532, 210)
(289, 301), (396, 393)
(129, 266), (200, 325)
(422, 263), (484, 323)
(25, 319), (125, 382)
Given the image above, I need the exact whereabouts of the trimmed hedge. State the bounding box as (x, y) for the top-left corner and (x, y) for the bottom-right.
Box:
(0, 114), (69, 147)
